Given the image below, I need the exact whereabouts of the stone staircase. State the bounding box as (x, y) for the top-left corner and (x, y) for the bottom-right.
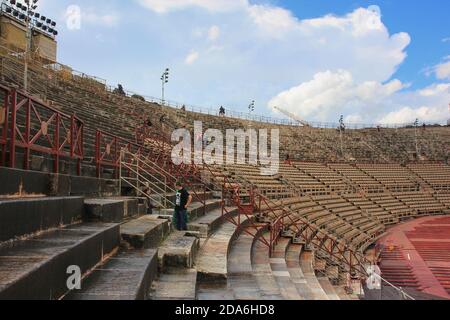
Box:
(0, 196), (121, 300)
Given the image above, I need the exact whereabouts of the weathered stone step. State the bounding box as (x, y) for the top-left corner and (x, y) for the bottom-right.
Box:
(150, 268), (197, 300)
(196, 214), (251, 281)
(318, 277), (341, 300)
(197, 282), (234, 300)
(0, 166), (120, 197)
(65, 248), (158, 300)
(228, 227), (264, 300)
(121, 215), (171, 249)
(252, 232), (284, 300)
(84, 199), (125, 223)
(158, 231), (200, 269)
(109, 197), (140, 218)
(285, 243), (314, 299)
(270, 238), (302, 300)
(157, 199), (222, 221)
(189, 199), (222, 220)
(300, 251), (330, 300)
(83, 197), (140, 223)
(0, 223), (120, 300)
(188, 207), (238, 238)
(0, 197), (84, 243)
(334, 286), (353, 300)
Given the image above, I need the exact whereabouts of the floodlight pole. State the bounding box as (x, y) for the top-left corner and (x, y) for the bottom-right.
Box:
(23, 9), (31, 91)
(161, 79), (165, 104)
(248, 100), (255, 122)
(339, 115), (345, 158)
(23, 0), (38, 92)
(414, 119), (419, 158)
(161, 68), (169, 105)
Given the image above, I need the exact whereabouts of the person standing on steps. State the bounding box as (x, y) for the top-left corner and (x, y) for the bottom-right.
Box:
(174, 180), (193, 231)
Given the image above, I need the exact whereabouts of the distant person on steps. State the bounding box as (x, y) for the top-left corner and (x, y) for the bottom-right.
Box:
(173, 180), (193, 231)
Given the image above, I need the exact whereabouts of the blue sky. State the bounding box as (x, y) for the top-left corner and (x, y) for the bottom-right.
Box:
(282, 0), (450, 89)
(33, 0), (450, 124)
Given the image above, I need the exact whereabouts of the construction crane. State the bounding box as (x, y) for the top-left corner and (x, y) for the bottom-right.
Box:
(273, 106), (310, 127)
(447, 103), (450, 126)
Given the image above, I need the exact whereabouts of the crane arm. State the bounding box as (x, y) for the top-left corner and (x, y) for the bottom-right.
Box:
(273, 106), (310, 127)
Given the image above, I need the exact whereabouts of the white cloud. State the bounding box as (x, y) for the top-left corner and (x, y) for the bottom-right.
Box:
(185, 50), (200, 65)
(137, 0), (247, 14)
(63, 6), (120, 29)
(207, 25), (220, 41)
(379, 106), (448, 125)
(419, 83), (450, 97)
(247, 5), (299, 37)
(426, 56), (450, 81)
(128, 3), (434, 124)
(83, 11), (120, 27)
(443, 37), (450, 43)
(269, 70), (406, 121)
(345, 114), (363, 123)
(435, 60), (450, 80)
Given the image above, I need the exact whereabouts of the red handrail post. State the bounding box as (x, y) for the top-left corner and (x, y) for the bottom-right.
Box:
(70, 114), (82, 176)
(221, 183), (225, 218)
(0, 88), (9, 166)
(54, 113), (60, 173)
(77, 121), (83, 176)
(70, 115), (75, 158)
(95, 130), (101, 178)
(23, 97), (31, 170)
(203, 175), (206, 216)
(9, 89), (17, 169)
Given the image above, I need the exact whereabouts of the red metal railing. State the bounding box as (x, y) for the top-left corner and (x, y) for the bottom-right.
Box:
(0, 84), (9, 166)
(219, 179), (272, 250)
(254, 194), (371, 276)
(98, 101), (374, 273)
(131, 121), (277, 253)
(9, 89), (84, 174)
(95, 129), (150, 178)
(129, 150), (209, 214)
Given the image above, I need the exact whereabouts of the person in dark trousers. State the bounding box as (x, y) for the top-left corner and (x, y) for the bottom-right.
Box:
(174, 180), (193, 231)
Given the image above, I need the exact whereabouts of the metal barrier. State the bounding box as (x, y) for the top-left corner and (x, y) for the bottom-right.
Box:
(9, 88), (84, 174)
(0, 84), (9, 166)
(106, 85), (422, 130)
(95, 129), (147, 178)
(254, 193), (372, 277)
(132, 114), (376, 265)
(134, 122), (273, 250)
(119, 149), (175, 209)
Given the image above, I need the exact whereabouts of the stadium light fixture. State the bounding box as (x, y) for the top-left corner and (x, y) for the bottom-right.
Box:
(339, 115), (345, 158)
(414, 118), (420, 157)
(161, 68), (170, 105)
(249, 100), (255, 113)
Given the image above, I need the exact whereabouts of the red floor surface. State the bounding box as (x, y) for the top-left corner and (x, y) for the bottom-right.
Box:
(377, 216), (450, 299)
